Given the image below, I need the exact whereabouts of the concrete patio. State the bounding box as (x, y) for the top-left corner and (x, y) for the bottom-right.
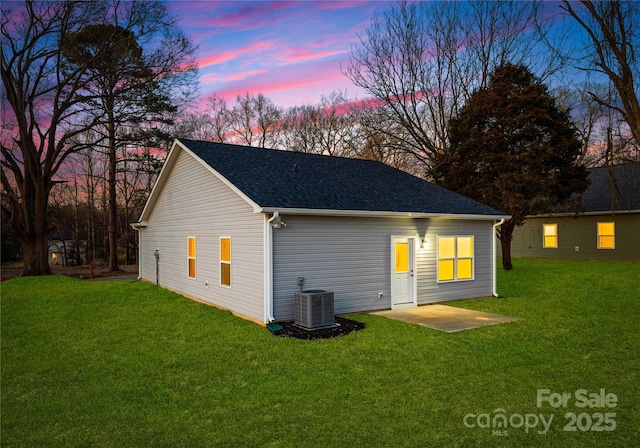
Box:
(370, 304), (518, 332)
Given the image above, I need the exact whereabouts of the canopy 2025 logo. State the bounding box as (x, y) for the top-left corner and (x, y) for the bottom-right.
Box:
(462, 388), (617, 437)
(537, 388), (617, 433)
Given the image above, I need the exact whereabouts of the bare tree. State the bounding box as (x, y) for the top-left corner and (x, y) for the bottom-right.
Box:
(227, 92), (282, 147)
(555, 82), (611, 166)
(60, 1), (197, 271)
(117, 145), (163, 265)
(207, 94), (232, 142)
(278, 104), (322, 153)
(253, 93), (282, 148)
(561, 1), (640, 148)
(76, 142), (106, 264)
(1, 1), (107, 275)
(277, 91), (357, 157)
(348, 103), (423, 175)
(344, 0), (553, 171)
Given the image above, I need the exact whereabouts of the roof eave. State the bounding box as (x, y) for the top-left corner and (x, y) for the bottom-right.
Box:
(527, 209), (640, 218)
(258, 206), (509, 220)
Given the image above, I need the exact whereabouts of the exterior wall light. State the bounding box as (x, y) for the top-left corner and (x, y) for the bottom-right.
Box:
(271, 216), (286, 228)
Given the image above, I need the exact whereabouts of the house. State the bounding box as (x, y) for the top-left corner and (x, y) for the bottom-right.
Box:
(132, 138), (508, 325)
(48, 229), (87, 266)
(511, 163), (640, 261)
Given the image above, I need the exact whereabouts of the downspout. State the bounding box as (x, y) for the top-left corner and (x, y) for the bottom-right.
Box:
(492, 219), (505, 297)
(264, 212), (279, 323)
(130, 222), (144, 280)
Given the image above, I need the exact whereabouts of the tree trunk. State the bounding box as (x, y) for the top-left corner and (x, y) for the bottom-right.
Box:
(107, 105), (120, 272)
(500, 220), (516, 271)
(15, 160), (53, 277)
(21, 231), (52, 276)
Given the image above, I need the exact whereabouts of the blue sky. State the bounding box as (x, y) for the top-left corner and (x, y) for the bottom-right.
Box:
(168, 0), (395, 107)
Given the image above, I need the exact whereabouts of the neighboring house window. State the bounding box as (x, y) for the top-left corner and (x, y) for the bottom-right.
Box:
(543, 224), (558, 248)
(438, 236), (474, 282)
(220, 237), (231, 286)
(187, 237), (196, 278)
(597, 222), (615, 249)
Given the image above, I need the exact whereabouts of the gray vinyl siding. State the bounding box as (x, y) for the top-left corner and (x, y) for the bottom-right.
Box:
(138, 149), (265, 321)
(272, 215), (495, 321)
(511, 213), (640, 261)
(417, 219), (494, 303)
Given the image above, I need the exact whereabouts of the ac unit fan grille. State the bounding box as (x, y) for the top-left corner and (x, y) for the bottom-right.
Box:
(294, 290), (336, 329)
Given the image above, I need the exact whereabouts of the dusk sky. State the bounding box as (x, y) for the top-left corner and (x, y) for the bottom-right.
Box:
(169, 0), (395, 108)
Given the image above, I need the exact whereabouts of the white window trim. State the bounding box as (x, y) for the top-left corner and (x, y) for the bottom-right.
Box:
(543, 223), (558, 248)
(220, 236), (232, 288)
(597, 222), (615, 250)
(187, 236), (196, 279)
(437, 235), (475, 283)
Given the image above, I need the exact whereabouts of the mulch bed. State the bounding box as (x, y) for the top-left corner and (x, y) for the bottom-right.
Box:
(270, 316), (365, 340)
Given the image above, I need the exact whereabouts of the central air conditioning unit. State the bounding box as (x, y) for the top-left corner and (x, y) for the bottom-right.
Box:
(294, 290), (337, 329)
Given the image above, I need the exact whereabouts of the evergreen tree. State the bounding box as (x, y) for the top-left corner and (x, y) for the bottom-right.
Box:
(61, 3), (197, 272)
(432, 63), (589, 270)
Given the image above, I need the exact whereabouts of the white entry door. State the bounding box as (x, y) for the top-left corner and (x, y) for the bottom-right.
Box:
(391, 237), (416, 309)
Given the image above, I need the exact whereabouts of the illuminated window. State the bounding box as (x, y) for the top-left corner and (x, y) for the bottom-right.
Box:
(187, 237), (196, 278)
(597, 222), (615, 249)
(395, 242), (409, 273)
(220, 237), (231, 286)
(438, 236), (474, 282)
(543, 224), (558, 248)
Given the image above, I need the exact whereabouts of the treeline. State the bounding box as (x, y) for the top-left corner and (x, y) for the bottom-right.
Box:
(2, 0), (638, 274)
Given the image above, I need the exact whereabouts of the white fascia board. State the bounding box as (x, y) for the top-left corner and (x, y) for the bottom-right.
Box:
(258, 206), (510, 220)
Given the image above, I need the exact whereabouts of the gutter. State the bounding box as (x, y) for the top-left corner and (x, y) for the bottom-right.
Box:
(258, 206), (508, 221)
(130, 222), (147, 280)
(492, 218), (505, 297)
(525, 209), (640, 218)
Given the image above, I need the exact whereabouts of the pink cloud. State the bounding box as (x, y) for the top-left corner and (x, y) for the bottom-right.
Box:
(276, 47), (346, 65)
(209, 57), (356, 106)
(196, 40), (276, 69)
(170, 0), (396, 107)
(200, 69), (269, 84)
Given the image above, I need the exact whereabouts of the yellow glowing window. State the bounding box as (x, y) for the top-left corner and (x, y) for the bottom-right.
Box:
(187, 237), (196, 278)
(458, 237), (473, 258)
(395, 242), (409, 273)
(597, 222), (615, 249)
(543, 224), (557, 248)
(438, 236), (474, 282)
(438, 259), (455, 281)
(457, 259), (473, 280)
(438, 237), (455, 259)
(220, 237), (231, 286)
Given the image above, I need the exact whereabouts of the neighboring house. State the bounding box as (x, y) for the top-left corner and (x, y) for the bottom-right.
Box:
(511, 163), (640, 261)
(48, 229), (86, 265)
(132, 139), (508, 325)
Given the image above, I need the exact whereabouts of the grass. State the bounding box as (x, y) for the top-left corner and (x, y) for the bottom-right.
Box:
(1, 259), (639, 447)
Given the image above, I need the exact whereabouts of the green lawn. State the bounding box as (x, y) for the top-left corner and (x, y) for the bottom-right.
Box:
(2, 259), (639, 447)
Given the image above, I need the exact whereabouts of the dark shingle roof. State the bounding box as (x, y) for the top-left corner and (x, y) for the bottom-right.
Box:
(178, 139), (505, 217)
(582, 164), (640, 213)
